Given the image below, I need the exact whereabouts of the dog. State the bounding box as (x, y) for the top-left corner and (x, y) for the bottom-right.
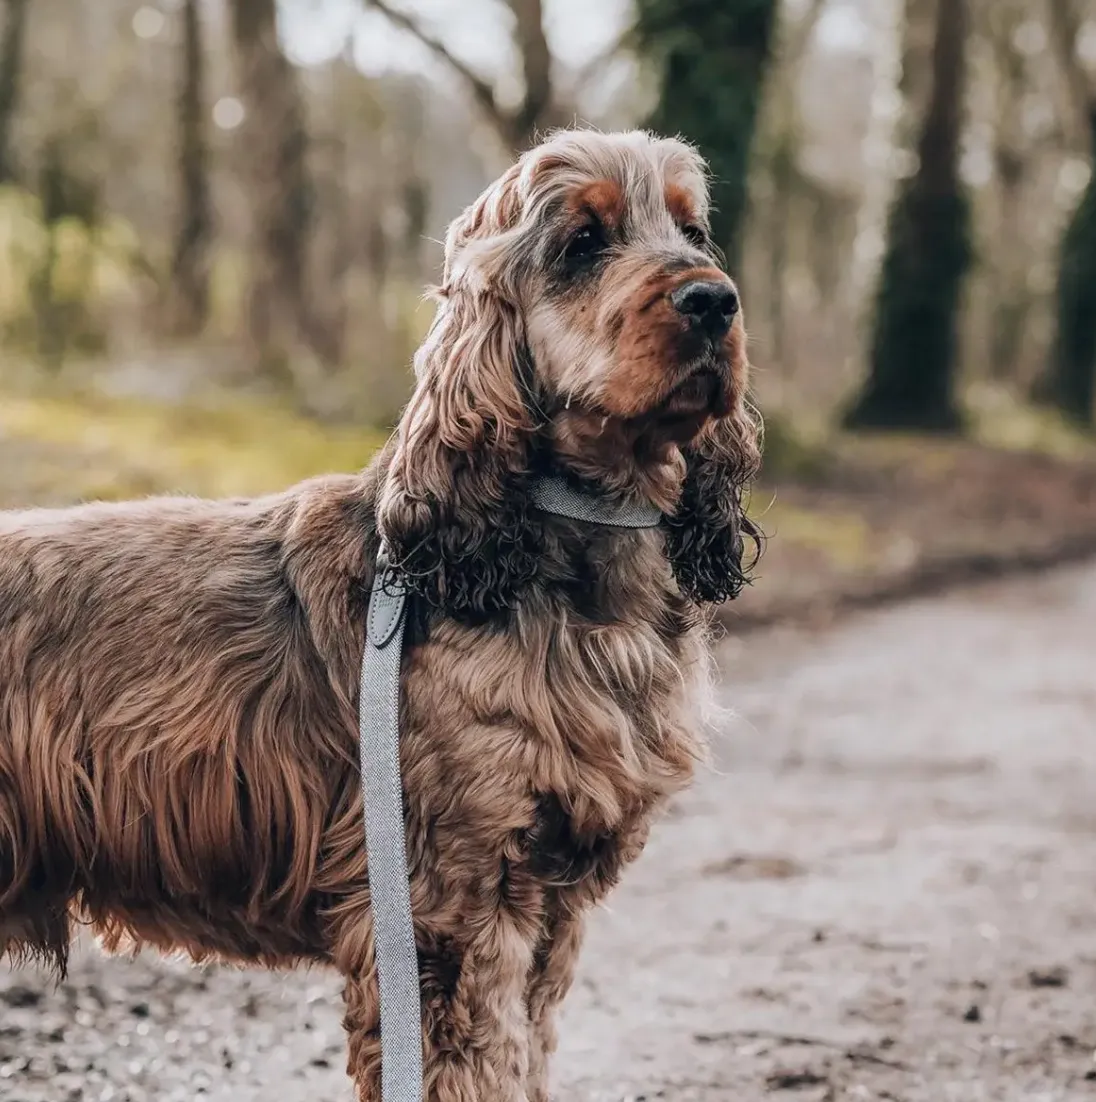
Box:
(0, 128), (760, 1101)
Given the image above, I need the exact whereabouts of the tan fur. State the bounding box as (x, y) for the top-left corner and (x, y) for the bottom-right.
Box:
(0, 129), (760, 1102)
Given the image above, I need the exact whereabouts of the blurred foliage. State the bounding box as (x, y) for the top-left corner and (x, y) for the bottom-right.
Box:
(757, 412), (832, 482)
(760, 499), (872, 569)
(0, 184), (145, 359)
(968, 381), (1096, 461)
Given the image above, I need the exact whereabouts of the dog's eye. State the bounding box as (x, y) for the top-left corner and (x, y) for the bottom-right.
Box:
(563, 224), (606, 266)
(681, 224), (710, 250)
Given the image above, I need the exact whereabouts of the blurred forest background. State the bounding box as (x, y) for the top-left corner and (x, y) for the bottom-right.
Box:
(2, 0), (1096, 620)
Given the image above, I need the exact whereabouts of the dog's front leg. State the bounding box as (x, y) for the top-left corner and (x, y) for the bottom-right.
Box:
(340, 907), (537, 1102)
(525, 907), (586, 1102)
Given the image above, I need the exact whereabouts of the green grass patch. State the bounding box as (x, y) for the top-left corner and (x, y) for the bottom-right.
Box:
(965, 382), (1096, 462)
(758, 498), (873, 569)
(758, 414), (832, 482)
(0, 387), (389, 502)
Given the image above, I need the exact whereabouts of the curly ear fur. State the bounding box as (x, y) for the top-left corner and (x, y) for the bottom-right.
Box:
(664, 397), (764, 605)
(376, 283), (541, 623)
(376, 165), (545, 622)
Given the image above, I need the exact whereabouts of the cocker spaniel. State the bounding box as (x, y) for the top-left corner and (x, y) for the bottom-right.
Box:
(0, 129), (760, 1101)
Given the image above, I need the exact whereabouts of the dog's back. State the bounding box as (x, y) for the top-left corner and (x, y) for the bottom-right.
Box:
(0, 480), (372, 974)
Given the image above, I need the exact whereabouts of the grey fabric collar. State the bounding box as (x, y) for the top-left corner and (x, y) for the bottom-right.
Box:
(530, 474), (663, 529)
(358, 476), (660, 1102)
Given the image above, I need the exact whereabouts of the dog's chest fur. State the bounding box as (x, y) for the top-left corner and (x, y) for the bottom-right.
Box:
(399, 531), (706, 920)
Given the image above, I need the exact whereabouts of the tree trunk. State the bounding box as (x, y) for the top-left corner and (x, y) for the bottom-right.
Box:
(168, 0), (213, 336)
(985, 2), (1032, 384)
(229, 0), (317, 376)
(507, 0), (553, 149)
(987, 145), (1029, 383)
(635, 0), (778, 274)
(759, 0), (825, 388)
(0, 0), (31, 184)
(311, 131), (352, 367)
(894, 0), (938, 154)
(767, 139), (794, 383)
(844, 0), (972, 431)
(1045, 110), (1096, 424)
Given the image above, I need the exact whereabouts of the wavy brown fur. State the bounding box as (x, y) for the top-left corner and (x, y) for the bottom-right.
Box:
(0, 129), (760, 1102)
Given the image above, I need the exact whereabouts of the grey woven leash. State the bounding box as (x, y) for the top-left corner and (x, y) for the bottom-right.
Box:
(358, 476), (662, 1102)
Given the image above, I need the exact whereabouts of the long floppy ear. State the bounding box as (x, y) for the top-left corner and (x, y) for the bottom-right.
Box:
(663, 396), (764, 605)
(376, 176), (540, 622)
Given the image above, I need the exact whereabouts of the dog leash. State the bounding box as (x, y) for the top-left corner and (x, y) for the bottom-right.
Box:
(358, 476), (662, 1102)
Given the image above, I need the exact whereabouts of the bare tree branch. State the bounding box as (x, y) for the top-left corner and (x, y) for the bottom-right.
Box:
(505, 0), (553, 140)
(361, 0), (508, 137)
(363, 0), (558, 151)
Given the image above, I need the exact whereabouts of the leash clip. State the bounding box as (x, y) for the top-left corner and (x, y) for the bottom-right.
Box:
(367, 544), (408, 649)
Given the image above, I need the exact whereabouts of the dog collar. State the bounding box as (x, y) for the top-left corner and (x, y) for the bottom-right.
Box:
(358, 477), (660, 1102)
(529, 474), (663, 529)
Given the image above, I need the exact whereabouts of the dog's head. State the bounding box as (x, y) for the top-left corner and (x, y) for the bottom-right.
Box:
(377, 129), (761, 620)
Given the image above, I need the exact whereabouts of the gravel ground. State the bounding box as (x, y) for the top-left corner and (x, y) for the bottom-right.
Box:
(3, 562), (1096, 1101)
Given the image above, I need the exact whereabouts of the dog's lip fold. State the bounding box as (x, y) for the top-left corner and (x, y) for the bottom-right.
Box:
(664, 368), (719, 413)
(633, 362), (731, 445)
(661, 361), (728, 417)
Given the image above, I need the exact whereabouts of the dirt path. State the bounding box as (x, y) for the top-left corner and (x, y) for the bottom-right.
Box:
(3, 563), (1096, 1101)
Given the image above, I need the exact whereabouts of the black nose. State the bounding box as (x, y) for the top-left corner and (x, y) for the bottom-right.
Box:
(671, 280), (739, 337)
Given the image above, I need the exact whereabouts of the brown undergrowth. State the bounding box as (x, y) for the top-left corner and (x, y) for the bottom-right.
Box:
(731, 413), (1096, 628)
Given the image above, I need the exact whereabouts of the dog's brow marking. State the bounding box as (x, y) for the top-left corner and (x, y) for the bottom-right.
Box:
(573, 179), (625, 228)
(665, 182), (698, 226)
